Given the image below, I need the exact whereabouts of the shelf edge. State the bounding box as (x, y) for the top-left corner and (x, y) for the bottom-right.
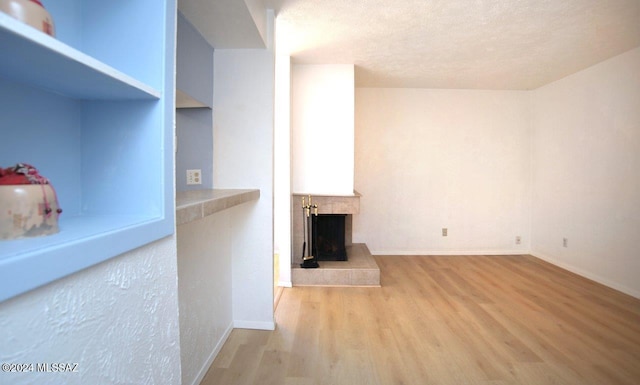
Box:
(0, 13), (161, 99)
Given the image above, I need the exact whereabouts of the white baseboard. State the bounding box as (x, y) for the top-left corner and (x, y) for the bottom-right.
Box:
(190, 322), (234, 385)
(188, 319), (276, 385)
(233, 320), (276, 331)
(278, 280), (292, 288)
(369, 249), (530, 256)
(531, 251), (640, 299)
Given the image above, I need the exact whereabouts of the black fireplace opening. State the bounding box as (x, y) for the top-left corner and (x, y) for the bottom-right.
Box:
(312, 214), (347, 261)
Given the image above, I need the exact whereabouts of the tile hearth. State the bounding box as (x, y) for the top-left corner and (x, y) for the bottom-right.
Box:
(291, 243), (380, 287)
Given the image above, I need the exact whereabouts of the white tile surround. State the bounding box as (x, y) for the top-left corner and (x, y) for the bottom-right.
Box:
(291, 192), (380, 286)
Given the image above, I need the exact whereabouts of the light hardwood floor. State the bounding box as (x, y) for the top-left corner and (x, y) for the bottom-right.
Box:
(201, 255), (640, 385)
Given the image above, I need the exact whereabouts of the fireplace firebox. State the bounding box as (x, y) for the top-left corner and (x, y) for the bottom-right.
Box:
(312, 214), (347, 261)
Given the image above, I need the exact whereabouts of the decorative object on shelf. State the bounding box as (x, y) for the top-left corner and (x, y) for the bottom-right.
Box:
(0, 163), (62, 240)
(0, 0), (55, 36)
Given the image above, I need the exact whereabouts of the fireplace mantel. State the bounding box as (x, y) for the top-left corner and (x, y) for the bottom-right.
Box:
(292, 191), (361, 215)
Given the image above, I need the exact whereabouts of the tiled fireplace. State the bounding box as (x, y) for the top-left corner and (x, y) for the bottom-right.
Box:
(291, 192), (380, 286)
(291, 193), (360, 262)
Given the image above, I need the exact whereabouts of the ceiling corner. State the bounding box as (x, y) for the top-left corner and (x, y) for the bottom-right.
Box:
(178, 0), (267, 49)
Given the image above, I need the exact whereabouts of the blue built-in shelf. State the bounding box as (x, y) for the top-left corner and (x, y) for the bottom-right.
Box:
(0, 0), (176, 302)
(0, 13), (160, 100)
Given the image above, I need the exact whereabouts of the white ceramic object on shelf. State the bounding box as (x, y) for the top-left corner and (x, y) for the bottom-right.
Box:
(0, 0), (55, 36)
(0, 184), (61, 240)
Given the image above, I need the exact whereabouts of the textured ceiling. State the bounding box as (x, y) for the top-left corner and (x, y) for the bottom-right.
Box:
(270, 0), (640, 89)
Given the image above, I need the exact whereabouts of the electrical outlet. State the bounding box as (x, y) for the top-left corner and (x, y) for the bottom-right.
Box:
(442, 228), (448, 237)
(515, 236), (521, 245)
(563, 238), (568, 248)
(186, 169), (202, 185)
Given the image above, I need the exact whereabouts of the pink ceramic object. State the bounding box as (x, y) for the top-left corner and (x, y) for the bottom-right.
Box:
(0, 184), (61, 239)
(0, 0), (55, 36)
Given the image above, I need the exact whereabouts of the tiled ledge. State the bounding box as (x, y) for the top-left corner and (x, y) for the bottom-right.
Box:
(176, 189), (260, 225)
(292, 243), (380, 287)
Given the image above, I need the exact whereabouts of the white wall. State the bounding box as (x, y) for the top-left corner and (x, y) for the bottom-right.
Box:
(213, 10), (275, 330)
(0, 237), (181, 385)
(274, 54), (292, 286)
(177, 212), (233, 385)
(354, 88), (531, 255)
(292, 64), (355, 195)
(531, 47), (640, 298)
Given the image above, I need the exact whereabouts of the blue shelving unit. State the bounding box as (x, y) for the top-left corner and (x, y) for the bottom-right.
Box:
(0, 1), (176, 302)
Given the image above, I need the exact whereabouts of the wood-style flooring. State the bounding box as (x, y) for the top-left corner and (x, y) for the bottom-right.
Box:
(201, 255), (640, 385)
